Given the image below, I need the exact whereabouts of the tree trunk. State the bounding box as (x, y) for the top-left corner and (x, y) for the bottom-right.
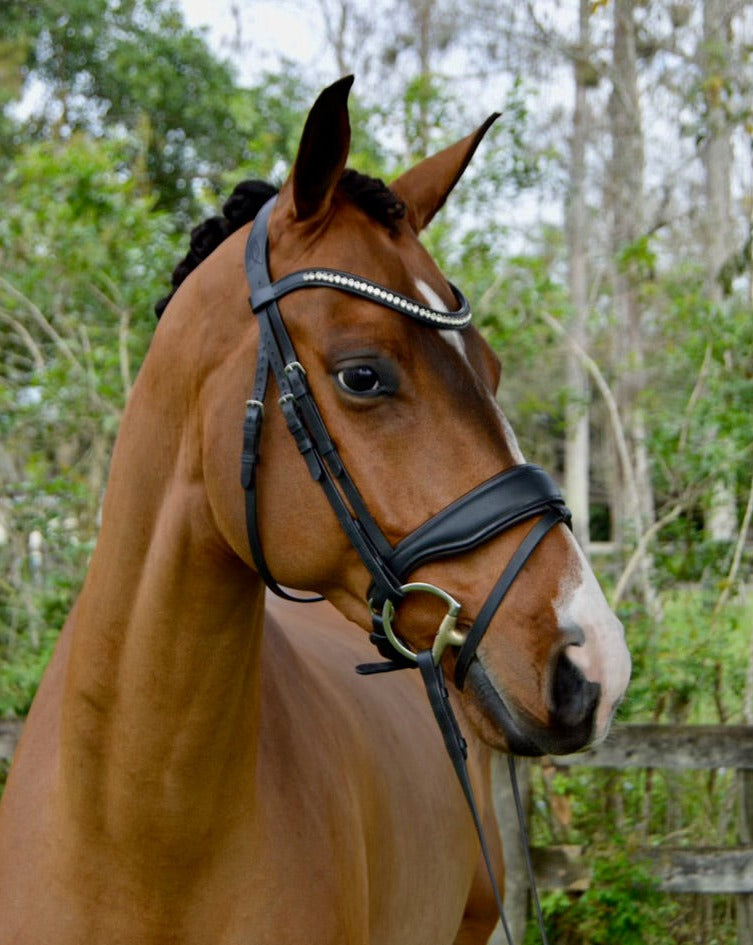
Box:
(607, 0), (660, 618)
(564, 0), (592, 551)
(701, 0), (738, 544)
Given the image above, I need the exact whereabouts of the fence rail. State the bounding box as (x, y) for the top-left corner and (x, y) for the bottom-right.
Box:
(491, 724), (753, 945)
(539, 724), (753, 893)
(0, 719), (21, 762)
(532, 844), (753, 895)
(552, 723), (753, 771)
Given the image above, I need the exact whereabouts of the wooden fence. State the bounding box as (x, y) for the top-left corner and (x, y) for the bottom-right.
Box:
(3, 720), (753, 942)
(0, 719), (21, 765)
(493, 724), (753, 945)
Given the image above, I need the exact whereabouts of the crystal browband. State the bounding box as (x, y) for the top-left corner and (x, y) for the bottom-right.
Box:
(248, 265), (473, 330)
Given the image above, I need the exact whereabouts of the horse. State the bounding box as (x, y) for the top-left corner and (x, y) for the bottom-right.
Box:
(0, 77), (630, 945)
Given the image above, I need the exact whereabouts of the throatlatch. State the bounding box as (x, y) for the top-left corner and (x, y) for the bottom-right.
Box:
(241, 195), (565, 945)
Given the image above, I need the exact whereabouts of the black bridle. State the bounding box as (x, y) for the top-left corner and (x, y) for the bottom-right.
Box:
(242, 196), (570, 681)
(241, 196), (566, 943)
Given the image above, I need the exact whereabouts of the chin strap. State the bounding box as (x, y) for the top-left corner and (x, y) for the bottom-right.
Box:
(415, 651), (550, 945)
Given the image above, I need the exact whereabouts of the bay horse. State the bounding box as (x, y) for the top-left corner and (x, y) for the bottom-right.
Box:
(0, 77), (630, 945)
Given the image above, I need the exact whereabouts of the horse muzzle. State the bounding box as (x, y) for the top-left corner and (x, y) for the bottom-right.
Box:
(463, 652), (602, 756)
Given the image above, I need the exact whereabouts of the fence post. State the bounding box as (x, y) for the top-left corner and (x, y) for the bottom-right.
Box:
(738, 769), (753, 945)
(491, 754), (532, 945)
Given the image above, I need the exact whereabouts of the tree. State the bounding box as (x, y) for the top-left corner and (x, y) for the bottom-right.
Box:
(0, 133), (178, 713)
(699, 0), (738, 543)
(606, 0), (661, 618)
(563, 0), (594, 549)
(0, 0), (248, 215)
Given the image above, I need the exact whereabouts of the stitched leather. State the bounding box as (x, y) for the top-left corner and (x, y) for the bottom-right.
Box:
(453, 508), (567, 688)
(370, 465), (568, 609)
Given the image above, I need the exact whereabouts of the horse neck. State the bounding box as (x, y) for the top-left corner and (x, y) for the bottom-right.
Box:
(58, 350), (264, 859)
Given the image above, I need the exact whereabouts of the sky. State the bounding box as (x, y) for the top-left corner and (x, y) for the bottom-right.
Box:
(177, 0), (333, 85)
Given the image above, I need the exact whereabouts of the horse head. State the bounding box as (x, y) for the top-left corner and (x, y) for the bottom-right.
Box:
(164, 76), (630, 757)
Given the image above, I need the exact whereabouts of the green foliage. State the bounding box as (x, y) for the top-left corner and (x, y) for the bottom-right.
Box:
(643, 266), (753, 509)
(0, 596), (63, 717)
(0, 130), (180, 720)
(529, 854), (679, 945)
(621, 589), (751, 725)
(1, 0), (245, 215)
(226, 67), (315, 186)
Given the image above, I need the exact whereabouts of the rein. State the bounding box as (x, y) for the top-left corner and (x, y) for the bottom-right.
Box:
(241, 196), (564, 944)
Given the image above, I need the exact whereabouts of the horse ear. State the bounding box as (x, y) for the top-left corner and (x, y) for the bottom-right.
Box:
(390, 113), (500, 232)
(291, 75), (354, 222)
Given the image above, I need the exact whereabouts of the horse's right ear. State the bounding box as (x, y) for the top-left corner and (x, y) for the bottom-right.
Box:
(291, 76), (354, 222)
(391, 113), (499, 233)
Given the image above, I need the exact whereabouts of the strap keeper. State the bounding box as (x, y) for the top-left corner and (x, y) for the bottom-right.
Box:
(279, 397), (323, 481)
(284, 360), (308, 398)
(240, 399), (265, 489)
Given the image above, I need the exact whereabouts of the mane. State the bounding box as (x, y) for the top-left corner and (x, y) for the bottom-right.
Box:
(154, 171), (406, 318)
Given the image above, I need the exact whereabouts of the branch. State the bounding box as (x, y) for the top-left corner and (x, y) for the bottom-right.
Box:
(714, 464), (753, 618)
(678, 343), (712, 454)
(537, 309), (642, 530)
(536, 309), (668, 617)
(75, 323), (121, 419)
(612, 500), (688, 607)
(0, 311), (46, 372)
(0, 276), (81, 370)
(88, 283), (132, 399)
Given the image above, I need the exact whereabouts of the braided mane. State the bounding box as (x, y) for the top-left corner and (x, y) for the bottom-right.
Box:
(154, 171), (406, 318)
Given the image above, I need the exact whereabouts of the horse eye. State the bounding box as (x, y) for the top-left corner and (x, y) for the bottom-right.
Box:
(336, 365), (382, 395)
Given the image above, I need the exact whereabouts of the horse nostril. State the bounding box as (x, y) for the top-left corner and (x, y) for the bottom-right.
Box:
(551, 650), (601, 731)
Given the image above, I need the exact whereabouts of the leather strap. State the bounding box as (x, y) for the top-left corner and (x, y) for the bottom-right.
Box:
(250, 268), (471, 329)
(454, 508), (567, 689)
(416, 651), (515, 945)
(415, 651), (555, 945)
(243, 198), (404, 606)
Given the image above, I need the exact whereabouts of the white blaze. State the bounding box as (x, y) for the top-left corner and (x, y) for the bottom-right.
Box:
(555, 539), (631, 741)
(414, 277), (526, 464)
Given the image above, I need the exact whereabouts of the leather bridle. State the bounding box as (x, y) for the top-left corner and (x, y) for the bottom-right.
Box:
(241, 196), (570, 685)
(240, 196), (567, 943)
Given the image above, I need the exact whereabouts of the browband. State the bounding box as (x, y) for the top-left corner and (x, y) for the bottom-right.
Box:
(244, 205), (472, 330)
(249, 269), (472, 329)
